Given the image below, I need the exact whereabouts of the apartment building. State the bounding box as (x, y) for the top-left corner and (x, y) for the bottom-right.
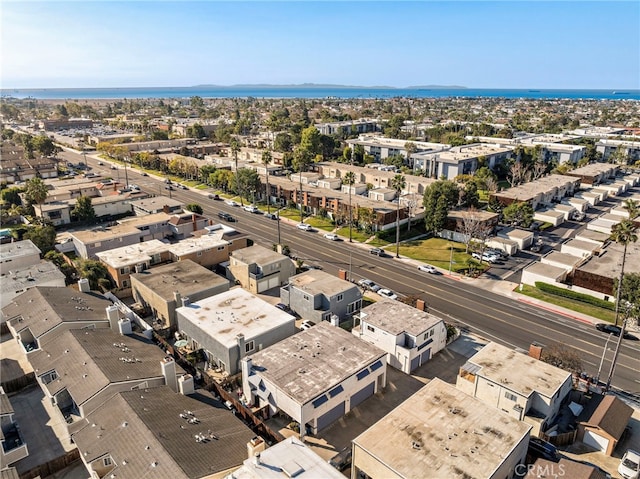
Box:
(96, 239), (172, 288)
(227, 244), (296, 294)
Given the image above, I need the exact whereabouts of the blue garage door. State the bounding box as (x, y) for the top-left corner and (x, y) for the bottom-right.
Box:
(317, 401), (345, 431)
(410, 355), (420, 372)
(351, 382), (375, 409)
(420, 348), (431, 366)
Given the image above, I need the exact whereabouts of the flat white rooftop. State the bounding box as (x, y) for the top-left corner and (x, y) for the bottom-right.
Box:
(465, 342), (571, 398)
(0, 239), (40, 265)
(176, 289), (295, 348)
(167, 235), (228, 257)
(359, 300), (443, 336)
(353, 378), (531, 479)
(96, 239), (169, 268)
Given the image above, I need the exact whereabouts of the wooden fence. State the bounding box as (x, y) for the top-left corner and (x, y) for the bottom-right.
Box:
(19, 450), (80, 479)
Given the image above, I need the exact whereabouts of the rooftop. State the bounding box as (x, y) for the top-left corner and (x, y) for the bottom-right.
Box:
(131, 259), (229, 298)
(359, 300), (443, 336)
(353, 378), (531, 479)
(232, 437), (345, 479)
(230, 244), (290, 266)
(176, 289), (295, 348)
(29, 329), (181, 405)
(464, 342), (571, 398)
(72, 386), (254, 479)
(435, 143), (513, 163)
(577, 241), (640, 277)
(494, 174), (580, 201)
(167, 235), (228, 257)
(2, 287), (112, 339)
(288, 270), (358, 298)
(0, 239), (40, 265)
(71, 212), (170, 243)
(567, 163), (619, 177)
(96, 239), (169, 269)
(248, 321), (385, 405)
(130, 195), (183, 211)
(0, 260), (66, 294)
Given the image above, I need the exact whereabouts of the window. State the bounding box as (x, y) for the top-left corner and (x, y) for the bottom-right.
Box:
(356, 369), (370, 380)
(303, 294), (310, 301)
(366, 325), (375, 333)
(505, 392), (517, 401)
(245, 341), (255, 353)
(197, 251), (202, 257)
(328, 385), (344, 398)
(347, 299), (361, 314)
(103, 457), (113, 467)
(430, 329), (434, 337)
(122, 280), (129, 288)
(217, 246), (225, 251)
(120, 266), (130, 275)
(322, 312), (331, 321)
(312, 395), (328, 408)
(336, 293), (343, 302)
(370, 360), (383, 371)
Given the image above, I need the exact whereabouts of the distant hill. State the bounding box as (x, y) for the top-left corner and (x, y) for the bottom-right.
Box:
(190, 83), (467, 89)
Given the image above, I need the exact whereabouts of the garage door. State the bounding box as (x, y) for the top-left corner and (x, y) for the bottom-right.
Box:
(410, 356), (420, 372)
(351, 383), (375, 409)
(316, 402), (345, 431)
(420, 348), (431, 366)
(258, 276), (281, 293)
(583, 431), (609, 452)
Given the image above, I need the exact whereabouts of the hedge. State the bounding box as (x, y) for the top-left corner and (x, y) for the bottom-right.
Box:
(534, 282), (616, 311)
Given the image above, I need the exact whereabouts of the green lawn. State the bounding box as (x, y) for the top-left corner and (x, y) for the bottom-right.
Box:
(279, 207), (306, 222)
(395, 238), (477, 274)
(305, 216), (335, 231)
(335, 227), (372, 243)
(517, 284), (617, 322)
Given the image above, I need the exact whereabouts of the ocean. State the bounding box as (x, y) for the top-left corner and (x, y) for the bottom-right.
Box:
(2, 86), (639, 101)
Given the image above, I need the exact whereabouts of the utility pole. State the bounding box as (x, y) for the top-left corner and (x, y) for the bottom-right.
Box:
(596, 333), (613, 384)
(449, 243), (454, 274)
(605, 318), (626, 392)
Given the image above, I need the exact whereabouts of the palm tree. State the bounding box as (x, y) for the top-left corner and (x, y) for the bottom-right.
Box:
(343, 171), (356, 242)
(623, 198), (639, 220)
(262, 150), (273, 213)
(391, 174), (406, 258)
(610, 219), (638, 326)
(230, 138), (242, 205)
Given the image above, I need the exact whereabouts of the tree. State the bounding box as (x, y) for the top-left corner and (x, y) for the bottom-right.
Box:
(422, 180), (459, 234)
(391, 174), (406, 258)
(186, 203), (203, 215)
(1, 187), (23, 207)
(230, 137), (242, 204)
(72, 196), (96, 223)
(298, 125), (322, 158)
(459, 208), (489, 253)
(404, 141), (417, 171)
(614, 272), (640, 323)
(343, 171), (356, 242)
(540, 343), (583, 373)
(274, 132), (293, 153)
(461, 181), (480, 208)
(507, 160), (529, 187)
(343, 146), (352, 164)
(77, 259), (111, 291)
(44, 250), (77, 284)
(24, 177), (49, 206)
(502, 202), (534, 227)
(610, 218), (639, 326)
(293, 145), (314, 223)
(23, 225), (56, 254)
(262, 150), (273, 213)
(32, 135), (56, 157)
(234, 168), (261, 203)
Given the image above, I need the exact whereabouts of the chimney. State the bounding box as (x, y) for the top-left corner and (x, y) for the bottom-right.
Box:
(254, 453), (261, 467)
(247, 437), (267, 459)
(338, 269), (348, 281)
(178, 374), (195, 395)
(78, 278), (90, 292)
(181, 296), (190, 308)
(173, 291), (181, 307)
(529, 342), (543, 360)
(192, 213), (197, 232)
(330, 314), (340, 327)
(416, 299), (426, 311)
(161, 356), (178, 392)
(106, 305), (120, 330)
(241, 357), (253, 406)
(163, 204), (170, 214)
(237, 334), (246, 359)
(118, 318), (132, 335)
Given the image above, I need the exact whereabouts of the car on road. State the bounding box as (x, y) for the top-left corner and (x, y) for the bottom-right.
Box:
(618, 449), (640, 479)
(297, 223), (312, 231)
(595, 323), (638, 340)
(208, 194), (221, 200)
(472, 251), (500, 263)
(324, 233), (339, 241)
(300, 320), (316, 331)
(218, 212), (235, 222)
(225, 200), (240, 207)
(97, 161), (104, 166)
(528, 437), (560, 463)
(178, 184), (188, 190)
(164, 179), (171, 184)
(369, 247), (387, 256)
(243, 205), (260, 213)
(378, 289), (398, 300)
(164, 185), (174, 191)
(110, 165), (117, 170)
(418, 264), (438, 274)
(264, 212), (279, 220)
(358, 279), (381, 292)
(140, 172), (148, 176)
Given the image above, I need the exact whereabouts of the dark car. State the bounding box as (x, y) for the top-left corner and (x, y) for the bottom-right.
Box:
(328, 447), (352, 472)
(165, 185), (174, 191)
(528, 437), (560, 463)
(208, 194), (221, 200)
(264, 212), (279, 220)
(218, 212), (235, 222)
(275, 303), (292, 313)
(595, 323), (638, 340)
(369, 247), (387, 257)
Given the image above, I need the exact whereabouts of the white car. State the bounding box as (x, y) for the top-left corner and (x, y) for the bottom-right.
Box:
(378, 289), (398, 300)
(418, 264), (438, 274)
(225, 200), (240, 207)
(619, 450), (640, 479)
(324, 233), (339, 241)
(297, 223), (312, 231)
(472, 251), (500, 263)
(243, 205), (260, 213)
(358, 279), (381, 292)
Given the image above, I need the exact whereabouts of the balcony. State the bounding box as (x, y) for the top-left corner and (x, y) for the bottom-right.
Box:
(1, 423), (28, 466)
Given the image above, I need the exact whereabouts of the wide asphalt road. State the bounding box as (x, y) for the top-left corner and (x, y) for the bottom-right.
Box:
(78, 153), (640, 394)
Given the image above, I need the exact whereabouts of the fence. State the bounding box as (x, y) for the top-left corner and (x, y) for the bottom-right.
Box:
(1, 372), (36, 394)
(541, 429), (577, 447)
(19, 450), (80, 479)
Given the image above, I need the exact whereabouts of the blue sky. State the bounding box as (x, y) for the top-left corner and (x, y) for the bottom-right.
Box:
(1, 1), (639, 89)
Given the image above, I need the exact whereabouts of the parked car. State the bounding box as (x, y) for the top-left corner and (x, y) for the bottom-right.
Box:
(225, 200), (239, 207)
(486, 248), (508, 259)
(208, 194), (221, 200)
(300, 264), (322, 271)
(243, 205), (260, 213)
(595, 323), (638, 340)
(275, 303), (292, 313)
(378, 289), (398, 300)
(618, 450), (640, 479)
(324, 233), (339, 241)
(418, 264), (438, 274)
(218, 212), (235, 222)
(300, 320), (316, 331)
(297, 223), (312, 231)
(164, 178), (171, 184)
(369, 247), (387, 256)
(328, 447), (352, 472)
(528, 437), (560, 463)
(358, 279), (381, 292)
(165, 185), (174, 191)
(178, 184), (188, 190)
(472, 252), (500, 263)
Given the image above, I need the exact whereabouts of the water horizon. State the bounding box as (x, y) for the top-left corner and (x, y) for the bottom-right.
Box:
(2, 86), (639, 101)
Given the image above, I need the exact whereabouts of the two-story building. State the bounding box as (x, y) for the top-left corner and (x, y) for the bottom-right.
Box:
(130, 196), (184, 216)
(456, 342), (573, 435)
(227, 244), (296, 294)
(167, 234), (230, 269)
(280, 270), (362, 324)
(353, 300), (447, 374)
(176, 288), (296, 376)
(241, 321), (386, 437)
